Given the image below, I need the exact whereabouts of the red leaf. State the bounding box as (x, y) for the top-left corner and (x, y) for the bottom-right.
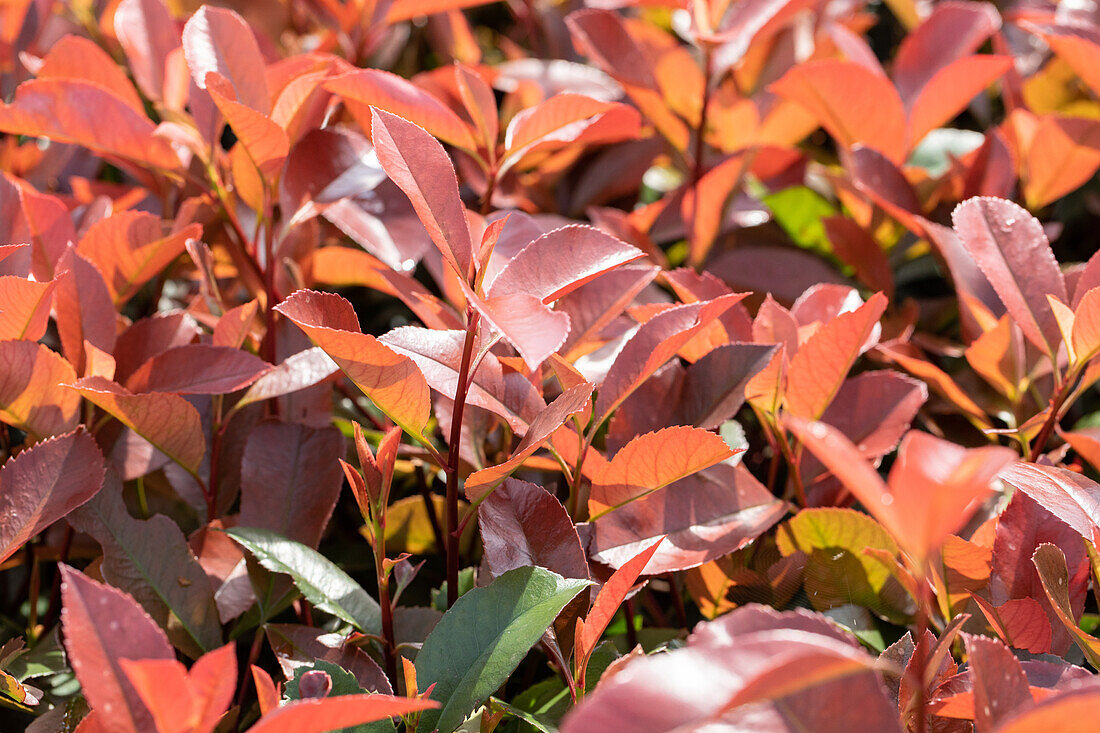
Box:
(962, 632), (1032, 731)
(182, 5), (270, 113)
(379, 326), (544, 434)
(1000, 464), (1100, 559)
(67, 376), (206, 475)
(233, 347), (339, 413)
(60, 565), (175, 733)
(784, 292), (886, 419)
(465, 383), (593, 498)
(479, 478), (589, 580)
(0, 430), (105, 564)
(952, 197), (1068, 356)
(995, 689), (1100, 733)
(588, 463), (787, 573)
(588, 426), (735, 518)
(575, 538), (662, 685)
(275, 290), (431, 437)
(907, 55), (1012, 146)
(0, 79), (181, 171)
(247, 695), (438, 733)
(769, 60), (907, 164)
(594, 294), (745, 426)
(972, 595), (1053, 654)
(487, 225), (644, 304)
(114, 0), (180, 102)
(122, 643), (237, 733)
(325, 69), (477, 151)
(369, 108), (475, 281)
(822, 216), (895, 298)
(240, 421), (345, 549)
(847, 146), (922, 231)
(0, 340), (81, 439)
(0, 276), (55, 341)
(817, 371), (928, 460)
(213, 300), (259, 349)
(500, 93), (618, 172)
(55, 248), (117, 376)
(892, 0), (1001, 103)
(125, 344), (270, 395)
(464, 289), (570, 371)
(676, 342), (777, 429)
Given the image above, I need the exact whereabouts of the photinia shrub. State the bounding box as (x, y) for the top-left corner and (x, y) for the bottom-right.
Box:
(4, 0), (1100, 730)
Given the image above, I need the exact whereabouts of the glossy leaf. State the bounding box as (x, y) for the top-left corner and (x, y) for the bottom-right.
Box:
(952, 197), (1068, 356)
(479, 479), (589, 580)
(125, 344), (269, 395)
(415, 567), (590, 733)
(247, 694), (438, 733)
(0, 277), (54, 342)
(370, 108), (475, 281)
(182, 5), (270, 113)
(1033, 543), (1100, 668)
(227, 526), (381, 634)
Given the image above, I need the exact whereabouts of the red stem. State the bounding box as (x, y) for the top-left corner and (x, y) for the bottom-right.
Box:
(446, 308), (480, 607)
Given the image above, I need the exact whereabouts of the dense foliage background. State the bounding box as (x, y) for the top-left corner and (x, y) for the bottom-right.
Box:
(5, 0), (1100, 730)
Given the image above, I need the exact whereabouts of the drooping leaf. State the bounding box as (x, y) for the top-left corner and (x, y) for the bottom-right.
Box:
(125, 344), (270, 395)
(275, 290), (431, 437)
(588, 426), (735, 518)
(227, 527), (381, 634)
(952, 197), (1068, 356)
(67, 377), (206, 475)
(68, 474), (223, 655)
(59, 565), (175, 733)
(0, 79), (181, 171)
(415, 566), (590, 733)
(239, 421), (344, 549)
(0, 340), (81, 440)
(0, 430), (104, 565)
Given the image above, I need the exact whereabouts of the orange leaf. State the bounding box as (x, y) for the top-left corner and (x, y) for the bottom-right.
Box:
(769, 60), (907, 164)
(907, 55), (1012, 146)
(37, 35), (145, 115)
(275, 290), (431, 437)
(0, 276), (55, 341)
(1073, 286), (1100, 364)
(588, 426), (734, 518)
(67, 376), (206, 475)
(0, 79), (180, 171)
(206, 72), (289, 179)
(784, 292), (886, 419)
(248, 695), (438, 733)
(78, 211), (201, 304)
(0, 340), (81, 440)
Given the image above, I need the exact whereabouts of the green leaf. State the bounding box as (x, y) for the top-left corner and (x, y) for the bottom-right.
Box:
(415, 567), (589, 733)
(762, 186), (836, 254)
(227, 527), (381, 635)
(776, 507), (911, 624)
(284, 661), (393, 733)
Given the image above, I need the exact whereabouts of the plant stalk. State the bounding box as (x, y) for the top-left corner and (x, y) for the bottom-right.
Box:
(446, 308), (480, 607)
